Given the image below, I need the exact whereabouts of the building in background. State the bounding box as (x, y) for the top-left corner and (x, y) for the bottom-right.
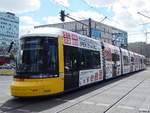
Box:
(0, 12), (19, 56)
(128, 42), (150, 65)
(128, 42), (150, 57)
(35, 19), (128, 49)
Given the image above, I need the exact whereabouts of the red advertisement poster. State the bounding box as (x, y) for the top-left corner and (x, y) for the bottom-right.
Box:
(71, 34), (78, 46)
(79, 69), (103, 87)
(63, 32), (71, 45)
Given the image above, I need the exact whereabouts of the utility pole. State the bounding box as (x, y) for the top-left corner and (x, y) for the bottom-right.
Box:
(59, 10), (93, 37)
(143, 31), (150, 44)
(137, 12), (150, 44)
(59, 10), (106, 38)
(145, 32), (148, 44)
(89, 18), (91, 37)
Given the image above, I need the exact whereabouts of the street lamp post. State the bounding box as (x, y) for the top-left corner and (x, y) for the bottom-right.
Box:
(137, 12), (150, 44)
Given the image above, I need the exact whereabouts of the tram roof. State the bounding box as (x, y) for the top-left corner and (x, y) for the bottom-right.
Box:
(20, 27), (145, 57)
(21, 27), (62, 38)
(21, 27), (100, 43)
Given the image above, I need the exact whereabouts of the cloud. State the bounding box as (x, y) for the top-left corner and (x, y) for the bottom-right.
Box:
(18, 0), (150, 43)
(20, 26), (34, 36)
(20, 16), (41, 36)
(84, 0), (150, 30)
(42, 16), (62, 24)
(83, 0), (150, 43)
(53, 0), (69, 7)
(112, 0), (150, 28)
(20, 16), (40, 26)
(70, 11), (104, 21)
(0, 0), (40, 13)
(83, 0), (115, 8)
(111, 0), (150, 42)
(43, 10), (105, 24)
(128, 33), (147, 42)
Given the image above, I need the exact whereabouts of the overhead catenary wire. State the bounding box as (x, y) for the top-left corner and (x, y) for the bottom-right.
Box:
(55, 0), (123, 30)
(128, 32), (147, 36)
(55, 2), (116, 35)
(118, 1), (149, 30)
(117, 0), (144, 29)
(137, 12), (150, 43)
(117, 0), (150, 43)
(55, 0), (150, 44)
(137, 12), (150, 20)
(55, 2), (86, 21)
(53, 0), (130, 44)
(80, 0), (122, 26)
(55, 1), (94, 33)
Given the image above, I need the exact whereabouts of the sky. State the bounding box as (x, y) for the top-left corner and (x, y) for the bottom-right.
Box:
(1, 0), (150, 43)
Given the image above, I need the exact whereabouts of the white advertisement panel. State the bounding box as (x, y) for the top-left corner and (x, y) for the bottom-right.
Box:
(123, 65), (130, 74)
(105, 63), (113, 79)
(63, 31), (101, 51)
(79, 69), (103, 87)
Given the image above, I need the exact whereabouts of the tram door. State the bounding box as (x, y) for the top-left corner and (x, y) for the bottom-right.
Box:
(64, 46), (79, 91)
(112, 53), (118, 77)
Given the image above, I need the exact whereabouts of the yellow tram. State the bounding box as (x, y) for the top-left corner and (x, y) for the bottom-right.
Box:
(11, 27), (103, 97)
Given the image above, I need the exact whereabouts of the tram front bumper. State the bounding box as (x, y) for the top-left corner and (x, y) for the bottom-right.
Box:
(11, 77), (64, 97)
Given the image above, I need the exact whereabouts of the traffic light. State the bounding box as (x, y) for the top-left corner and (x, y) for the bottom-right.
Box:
(60, 10), (65, 22)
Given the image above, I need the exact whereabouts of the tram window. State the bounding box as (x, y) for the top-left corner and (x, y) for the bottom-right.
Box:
(123, 56), (129, 65)
(79, 49), (87, 69)
(64, 46), (79, 72)
(131, 57), (134, 64)
(91, 51), (101, 68)
(79, 49), (101, 69)
(18, 37), (58, 76)
(144, 59), (147, 65)
(140, 59), (143, 64)
(112, 53), (120, 62)
(48, 43), (58, 74)
(64, 46), (101, 71)
(131, 57), (134, 62)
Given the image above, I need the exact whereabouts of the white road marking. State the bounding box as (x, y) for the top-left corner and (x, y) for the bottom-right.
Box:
(96, 103), (110, 107)
(139, 108), (150, 112)
(82, 101), (94, 105)
(117, 105), (135, 110)
(55, 98), (76, 103)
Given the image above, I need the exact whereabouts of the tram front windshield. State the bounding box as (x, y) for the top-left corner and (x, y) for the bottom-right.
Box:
(16, 37), (58, 77)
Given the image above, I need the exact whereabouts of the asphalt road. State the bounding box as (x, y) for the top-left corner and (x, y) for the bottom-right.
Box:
(0, 69), (150, 113)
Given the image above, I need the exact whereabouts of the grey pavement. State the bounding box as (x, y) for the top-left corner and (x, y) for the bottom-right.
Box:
(0, 69), (150, 113)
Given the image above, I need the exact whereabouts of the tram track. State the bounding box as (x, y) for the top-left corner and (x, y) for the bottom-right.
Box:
(0, 73), (129, 113)
(55, 72), (148, 113)
(103, 75), (150, 113)
(0, 71), (148, 113)
(55, 71), (149, 113)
